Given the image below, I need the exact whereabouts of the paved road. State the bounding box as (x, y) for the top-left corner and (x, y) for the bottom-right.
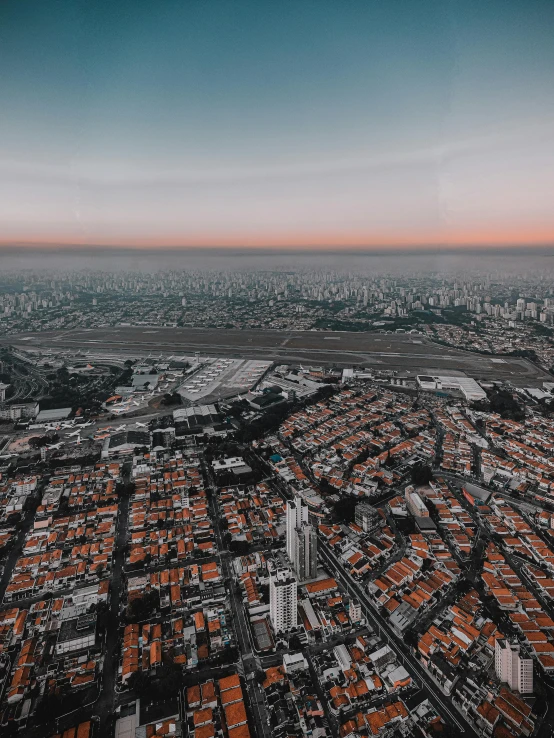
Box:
(0, 486), (42, 604)
(2, 327), (548, 383)
(318, 542), (479, 737)
(201, 452), (272, 738)
(439, 469), (548, 513)
(95, 485), (131, 735)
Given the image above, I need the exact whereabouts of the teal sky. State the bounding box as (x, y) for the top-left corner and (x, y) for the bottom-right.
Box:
(1, 0), (554, 248)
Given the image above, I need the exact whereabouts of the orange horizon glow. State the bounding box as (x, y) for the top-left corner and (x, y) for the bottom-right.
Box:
(1, 225), (554, 251)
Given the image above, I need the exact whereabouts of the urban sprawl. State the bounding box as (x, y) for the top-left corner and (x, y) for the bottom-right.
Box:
(1, 267), (554, 738)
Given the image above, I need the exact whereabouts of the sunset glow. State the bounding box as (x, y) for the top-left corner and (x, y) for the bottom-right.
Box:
(1, 0), (554, 251)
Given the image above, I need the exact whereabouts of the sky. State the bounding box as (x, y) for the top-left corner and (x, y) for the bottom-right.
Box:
(1, 0), (554, 251)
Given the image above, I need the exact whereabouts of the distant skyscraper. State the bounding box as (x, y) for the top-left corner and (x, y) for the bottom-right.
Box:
(286, 497), (317, 581)
(269, 566), (298, 633)
(495, 639), (533, 694)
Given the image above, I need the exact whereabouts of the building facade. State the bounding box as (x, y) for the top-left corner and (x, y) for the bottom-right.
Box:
(269, 567), (298, 633)
(495, 638), (533, 694)
(355, 502), (381, 534)
(286, 496), (317, 581)
(294, 523), (318, 582)
(286, 497), (309, 561)
(405, 487), (429, 518)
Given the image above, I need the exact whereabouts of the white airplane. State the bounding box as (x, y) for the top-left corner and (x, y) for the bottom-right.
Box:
(135, 422), (148, 428)
(46, 442), (63, 450)
(67, 430), (81, 438)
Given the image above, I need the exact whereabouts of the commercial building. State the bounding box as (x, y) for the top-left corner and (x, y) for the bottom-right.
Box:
(35, 406), (72, 423)
(0, 402), (38, 421)
(286, 497), (309, 561)
(55, 614), (97, 656)
(269, 567), (298, 633)
(283, 652), (308, 673)
(416, 375), (487, 402)
(495, 639), (533, 694)
(212, 456), (246, 472)
(355, 502), (381, 534)
(349, 600), (362, 623)
(286, 496), (317, 581)
(405, 487), (429, 518)
(294, 523), (317, 582)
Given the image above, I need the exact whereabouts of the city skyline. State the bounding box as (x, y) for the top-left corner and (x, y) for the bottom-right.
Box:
(2, 0), (554, 250)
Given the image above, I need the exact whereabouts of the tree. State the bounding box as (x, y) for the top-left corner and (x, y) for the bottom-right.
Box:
(509, 348), (538, 363)
(479, 388), (525, 421)
(403, 630), (419, 650)
(162, 392), (182, 406)
(333, 497), (357, 524)
(34, 693), (63, 724)
(228, 540), (251, 555)
(411, 464), (433, 486)
(126, 590), (160, 621)
(289, 634), (302, 650)
(28, 433), (58, 449)
(127, 670), (151, 697)
(156, 659), (183, 696)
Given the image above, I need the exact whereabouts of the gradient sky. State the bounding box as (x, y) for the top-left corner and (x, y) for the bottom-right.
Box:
(1, 0), (554, 250)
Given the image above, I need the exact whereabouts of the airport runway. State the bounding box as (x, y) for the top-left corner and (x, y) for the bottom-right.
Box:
(2, 326), (549, 385)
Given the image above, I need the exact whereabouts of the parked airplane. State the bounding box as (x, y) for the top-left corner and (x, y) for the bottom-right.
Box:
(67, 430), (81, 438)
(135, 422), (148, 428)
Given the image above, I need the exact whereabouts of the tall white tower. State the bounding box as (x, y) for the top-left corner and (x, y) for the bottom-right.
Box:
(269, 567), (298, 633)
(495, 639), (533, 694)
(286, 497), (308, 561)
(286, 497), (316, 581)
(294, 523), (317, 582)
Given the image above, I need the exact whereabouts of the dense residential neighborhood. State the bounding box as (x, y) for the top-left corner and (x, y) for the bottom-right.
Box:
(1, 265), (554, 737)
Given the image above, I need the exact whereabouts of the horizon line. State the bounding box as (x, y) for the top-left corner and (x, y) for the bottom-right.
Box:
(1, 241), (554, 256)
